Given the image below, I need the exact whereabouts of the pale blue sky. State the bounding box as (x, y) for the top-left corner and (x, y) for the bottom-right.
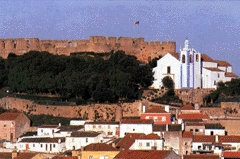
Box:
(0, 1), (239, 75)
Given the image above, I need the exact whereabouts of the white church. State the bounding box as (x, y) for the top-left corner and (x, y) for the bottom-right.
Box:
(152, 37), (238, 89)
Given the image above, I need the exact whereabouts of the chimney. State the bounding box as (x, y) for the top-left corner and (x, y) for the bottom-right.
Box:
(216, 135), (219, 143)
(12, 152), (17, 159)
(181, 122), (184, 131)
(166, 124), (168, 131)
(165, 105), (169, 113)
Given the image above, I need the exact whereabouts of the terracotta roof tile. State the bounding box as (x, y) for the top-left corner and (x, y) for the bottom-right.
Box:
(219, 135), (240, 143)
(203, 67), (224, 72)
(70, 131), (101, 137)
(13, 152), (38, 159)
(84, 121), (119, 125)
(121, 119), (153, 124)
(222, 151), (240, 157)
(169, 52), (179, 60)
(115, 150), (171, 159)
(116, 133), (145, 149)
(52, 156), (78, 159)
(138, 133), (161, 140)
(83, 143), (119, 151)
(178, 113), (209, 121)
(56, 125), (84, 132)
(0, 152), (12, 158)
(193, 135), (215, 143)
(225, 72), (238, 77)
(0, 113), (22, 120)
(186, 122), (205, 126)
(153, 124), (182, 132)
(182, 131), (193, 138)
(183, 154), (219, 159)
(205, 123), (225, 129)
(214, 60), (232, 66)
(19, 137), (65, 143)
(180, 104), (195, 110)
(38, 125), (59, 128)
(201, 54), (215, 62)
(145, 107), (168, 113)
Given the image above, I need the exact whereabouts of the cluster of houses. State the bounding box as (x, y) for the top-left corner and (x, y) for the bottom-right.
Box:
(0, 104), (240, 159)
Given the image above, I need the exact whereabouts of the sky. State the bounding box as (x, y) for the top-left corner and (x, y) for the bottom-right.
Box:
(0, 1), (239, 75)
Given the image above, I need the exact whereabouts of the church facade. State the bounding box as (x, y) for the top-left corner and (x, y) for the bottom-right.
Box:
(152, 37), (238, 89)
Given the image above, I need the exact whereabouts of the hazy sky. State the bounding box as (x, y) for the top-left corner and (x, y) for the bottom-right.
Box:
(0, 1), (239, 75)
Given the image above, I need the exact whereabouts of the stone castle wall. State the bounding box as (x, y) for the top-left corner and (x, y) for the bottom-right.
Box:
(0, 36), (176, 63)
(0, 97), (142, 121)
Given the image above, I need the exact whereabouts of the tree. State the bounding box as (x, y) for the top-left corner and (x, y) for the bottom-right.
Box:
(162, 76), (174, 89)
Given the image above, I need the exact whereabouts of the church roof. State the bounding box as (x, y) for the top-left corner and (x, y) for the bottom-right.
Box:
(225, 72), (238, 77)
(203, 67), (224, 72)
(169, 52), (179, 60)
(201, 54), (215, 62)
(214, 60), (232, 66)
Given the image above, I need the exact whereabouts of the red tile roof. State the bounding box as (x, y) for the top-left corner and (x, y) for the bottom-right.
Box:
(138, 133), (161, 140)
(214, 60), (232, 66)
(193, 135), (215, 143)
(169, 52), (179, 60)
(219, 135), (240, 143)
(201, 54), (215, 62)
(222, 151), (240, 157)
(13, 152), (38, 159)
(19, 137), (65, 143)
(180, 104), (195, 110)
(178, 113), (209, 121)
(183, 154), (219, 159)
(185, 122), (205, 126)
(38, 125), (59, 128)
(225, 72), (238, 77)
(204, 67), (224, 72)
(0, 152), (12, 158)
(121, 119), (153, 124)
(83, 143), (119, 151)
(115, 150), (172, 159)
(182, 131), (193, 138)
(0, 113), (22, 120)
(145, 107), (167, 113)
(52, 156), (78, 159)
(116, 133), (145, 149)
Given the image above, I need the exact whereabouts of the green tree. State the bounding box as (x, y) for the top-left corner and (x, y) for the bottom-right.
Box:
(162, 76), (174, 89)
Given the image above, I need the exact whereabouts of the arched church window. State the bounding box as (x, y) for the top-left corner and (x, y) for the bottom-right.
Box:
(190, 55), (193, 63)
(196, 54), (199, 62)
(182, 55), (185, 63)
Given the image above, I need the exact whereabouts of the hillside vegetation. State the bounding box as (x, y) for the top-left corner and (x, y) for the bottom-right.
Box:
(1, 51), (153, 103)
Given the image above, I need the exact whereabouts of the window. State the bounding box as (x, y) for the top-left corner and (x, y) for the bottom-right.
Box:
(190, 129), (193, 132)
(146, 142), (150, 147)
(198, 146), (201, 150)
(154, 116), (158, 122)
(145, 116), (149, 119)
(162, 116), (166, 122)
(33, 144), (35, 147)
(185, 142), (187, 145)
(196, 54), (199, 62)
(2, 41), (5, 48)
(11, 122), (14, 127)
(182, 55), (186, 63)
(4, 124), (6, 127)
(86, 138), (88, 143)
(133, 129), (135, 131)
(190, 54), (193, 63)
(100, 156), (109, 159)
(41, 144), (43, 148)
(93, 125), (96, 129)
(89, 155), (93, 159)
(14, 40), (16, 48)
(195, 129), (199, 132)
(218, 74), (220, 78)
(41, 129), (43, 133)
(214, 81), (217, 85)
(186, 151), (188, 155)
(108, 125), (110, 129)
(139, 142), (142, 147)
(69, 42), (72, 48)
(211, 131), (214, 135)
(53, 144), (55, 148)
(167, 66), (171, 74)
(162, 47), (164, 50)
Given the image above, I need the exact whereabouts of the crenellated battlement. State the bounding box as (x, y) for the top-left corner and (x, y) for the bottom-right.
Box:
(0, 36), (176, 63)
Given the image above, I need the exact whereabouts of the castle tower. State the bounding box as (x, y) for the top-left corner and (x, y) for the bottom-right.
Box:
(180, 37), (201, 89)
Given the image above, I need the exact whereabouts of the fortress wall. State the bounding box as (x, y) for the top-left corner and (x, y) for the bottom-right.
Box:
(0, 97), (142, 120)
(0, 36), (176, 63)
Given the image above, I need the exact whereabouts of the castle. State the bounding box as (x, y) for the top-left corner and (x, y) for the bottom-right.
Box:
(0, 36), (176, 63)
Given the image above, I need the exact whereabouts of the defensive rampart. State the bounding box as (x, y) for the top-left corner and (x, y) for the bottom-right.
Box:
(0, 36), (176, 63)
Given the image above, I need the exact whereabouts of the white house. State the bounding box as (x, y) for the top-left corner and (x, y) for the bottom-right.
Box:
(129, 133), (164, 150)
(65, 131), (105, 150)
(37, 124), (61, 136)
(17, 137), (66, 153)
(120, 119), (153, 137)
(152, 37), (238, 89)
(84, 121), (120, 137)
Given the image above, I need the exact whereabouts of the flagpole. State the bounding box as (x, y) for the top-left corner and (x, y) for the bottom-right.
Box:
(138, 24), (139, 38)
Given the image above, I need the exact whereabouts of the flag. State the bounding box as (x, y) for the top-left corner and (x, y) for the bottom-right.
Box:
(135, 21), (139, 25)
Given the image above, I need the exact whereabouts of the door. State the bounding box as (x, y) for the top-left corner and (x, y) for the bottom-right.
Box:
(46, 144), (48, 151)
(26, 144), (29, 150)
(50, 144), (52, 151)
